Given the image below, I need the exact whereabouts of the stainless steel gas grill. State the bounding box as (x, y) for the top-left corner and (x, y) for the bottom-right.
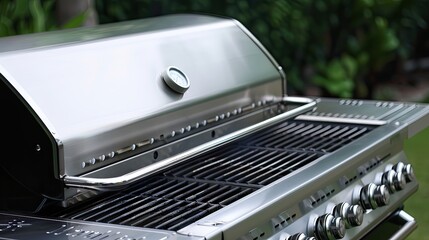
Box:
(0, 14), (428, 240)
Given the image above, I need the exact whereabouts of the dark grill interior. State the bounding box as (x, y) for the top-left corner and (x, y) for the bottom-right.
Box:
(55, 120), (374, 231)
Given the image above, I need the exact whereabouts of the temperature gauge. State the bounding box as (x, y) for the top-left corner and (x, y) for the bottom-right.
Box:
(162, 66), (190, 94)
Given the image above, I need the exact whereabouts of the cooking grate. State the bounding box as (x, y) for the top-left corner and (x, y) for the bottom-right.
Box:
(164, 146), (320, 186)
(240, 120), (371, 153)
(56, 120), (374, 231)
(57, 178), (250, 230)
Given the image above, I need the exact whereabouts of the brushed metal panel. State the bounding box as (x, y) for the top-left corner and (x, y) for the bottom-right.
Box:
(0, 14), (283, 176)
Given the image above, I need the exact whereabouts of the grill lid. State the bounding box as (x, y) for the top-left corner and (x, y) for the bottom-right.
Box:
(0, 14), (287, 177)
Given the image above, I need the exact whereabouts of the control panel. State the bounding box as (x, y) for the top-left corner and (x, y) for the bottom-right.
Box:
(0, 213), (201, 240)
(270, 151), (417, 240)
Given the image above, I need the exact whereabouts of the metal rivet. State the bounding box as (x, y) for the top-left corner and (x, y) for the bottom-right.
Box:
(98, 155), (106, 161)
(35, 144), (41, 152)
(107, 152), (115, 158)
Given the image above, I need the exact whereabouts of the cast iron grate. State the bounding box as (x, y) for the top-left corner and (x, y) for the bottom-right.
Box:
(57, 177), (250, 231)
(57, 120), (374, 231)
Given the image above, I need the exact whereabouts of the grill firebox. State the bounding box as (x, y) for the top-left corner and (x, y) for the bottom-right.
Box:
(54, 120), (374, 231)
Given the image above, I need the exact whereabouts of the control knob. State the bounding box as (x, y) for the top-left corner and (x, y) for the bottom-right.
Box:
(393, 162), (414, 182)
(288, 233), (316, 240)
(333, 202), (364, 228)
(314, 213), (346, 240)
(381, 169), (406, 193)
(359, 183), (390, 210)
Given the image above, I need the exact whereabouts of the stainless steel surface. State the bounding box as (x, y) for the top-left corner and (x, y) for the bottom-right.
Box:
(0, 212), (204, 240)
(357, 209), (417, 240)
(389, 210), (417, 240)
(0, 14), (285, 176)
(379, 169), (406, 193)
(56, 117), (375, 232)
(393, 162), (414, 182)
(0, 13), (428, 240)
(162, 66), (191, 93)
(359, 183), (390, 210)
(294, 115), (387, 125)
(333, 203), (364, 228)
(288, 233), (316, 240)
(302, 97), (429, 138)
(314, 213), (345, 240)
(266, 149), (419, 240)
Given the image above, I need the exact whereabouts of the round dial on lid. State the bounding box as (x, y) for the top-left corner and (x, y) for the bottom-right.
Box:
(162, 66), (190, 93)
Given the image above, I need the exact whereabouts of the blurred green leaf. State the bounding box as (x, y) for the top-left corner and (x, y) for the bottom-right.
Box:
(13, 0), (28, 19)
(0, 22), (10, 37)
(312, 54), (358, 97)
(342, 55), (358, 77)
(29, 0), (46, 32)
(0, 16), (12, 37)
(1, 0), (87, 37)
(61, 11), (88, 29)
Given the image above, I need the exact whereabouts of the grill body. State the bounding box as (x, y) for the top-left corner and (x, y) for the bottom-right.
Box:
(0, 14), (428, 240)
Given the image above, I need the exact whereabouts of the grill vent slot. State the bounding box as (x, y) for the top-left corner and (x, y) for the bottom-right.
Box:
(273, 213), (297, 229)
(55, 120), (374, 231)
(311, 189), (336, 206)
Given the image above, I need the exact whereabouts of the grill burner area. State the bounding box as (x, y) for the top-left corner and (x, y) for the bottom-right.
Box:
(55, 120), (374, 231)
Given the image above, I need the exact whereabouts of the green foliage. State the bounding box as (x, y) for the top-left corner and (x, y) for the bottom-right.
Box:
(0, 0), (87, 37)
(313, 55), (357, 98)
(94, 0), (429, 99)
(3, 0), (427, 99)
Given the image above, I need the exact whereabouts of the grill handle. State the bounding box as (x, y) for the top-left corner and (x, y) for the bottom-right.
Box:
(361, 209), (417, 240)
(63, 96), (316, 190)
(389, 210), (417, 240)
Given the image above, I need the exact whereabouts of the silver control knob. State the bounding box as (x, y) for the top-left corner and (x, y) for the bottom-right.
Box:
(288, 233), (316, 240)
(333, 202), (364, 228)
(381, 169), (406, 193)
(315, 213), (346, 240)
(393, 162), (414, 182)
(360, 183), (390, 209)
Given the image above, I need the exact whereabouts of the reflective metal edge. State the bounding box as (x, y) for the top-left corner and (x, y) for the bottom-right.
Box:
(231, 19), (287, 97)
(0, 212), (205, 240)
(294, 115), (387, 125)
(389, 210), (417, 240)
(63, 96), (316, 190)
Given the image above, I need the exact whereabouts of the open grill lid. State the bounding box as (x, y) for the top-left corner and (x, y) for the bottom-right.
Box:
(0, 14), (289, 178)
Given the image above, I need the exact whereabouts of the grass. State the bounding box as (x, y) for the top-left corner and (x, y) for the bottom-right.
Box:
(403, 125), (429, 240)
